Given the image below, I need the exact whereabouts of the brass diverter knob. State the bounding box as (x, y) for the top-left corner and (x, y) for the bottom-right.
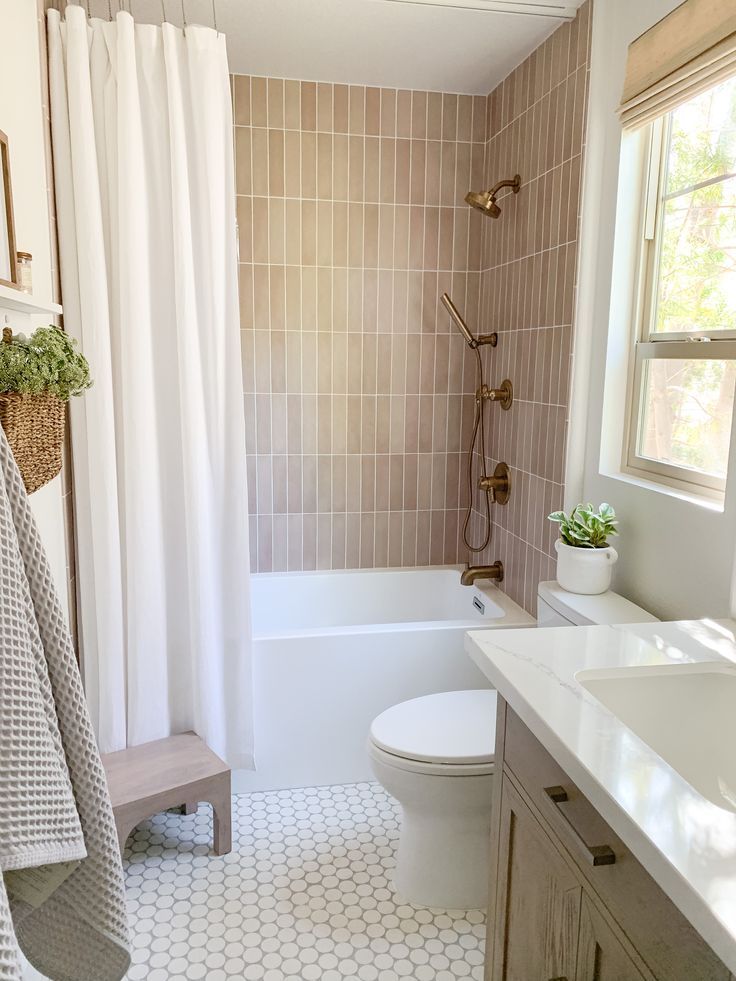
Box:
(477, 378), (513, 410)
(479, 462), (511, 505)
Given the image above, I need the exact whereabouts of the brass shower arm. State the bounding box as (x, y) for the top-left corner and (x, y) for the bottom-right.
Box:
(488, 175), (521, 197)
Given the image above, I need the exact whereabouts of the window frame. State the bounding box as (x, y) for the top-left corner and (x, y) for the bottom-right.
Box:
(623, 108), (736, 501)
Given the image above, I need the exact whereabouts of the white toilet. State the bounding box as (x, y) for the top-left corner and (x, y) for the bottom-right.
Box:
(368, 581), (658, 910)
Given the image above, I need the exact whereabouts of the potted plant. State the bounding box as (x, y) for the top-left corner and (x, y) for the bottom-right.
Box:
(547, 503), (619, 595)
(0, 325), (91, 493)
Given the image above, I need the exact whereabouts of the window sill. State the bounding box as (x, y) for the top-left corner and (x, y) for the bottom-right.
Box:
(600, 466), (725, 513)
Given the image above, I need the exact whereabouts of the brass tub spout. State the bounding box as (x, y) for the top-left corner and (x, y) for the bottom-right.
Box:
(460, 563), (504, 586)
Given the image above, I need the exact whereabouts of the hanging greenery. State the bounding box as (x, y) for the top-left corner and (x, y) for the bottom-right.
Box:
(0, 326), (92, 402)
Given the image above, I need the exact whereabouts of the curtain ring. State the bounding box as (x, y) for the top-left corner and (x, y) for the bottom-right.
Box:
(211, 0), (218, 33)
(180, 0), (187, 32)
(107, 0), (113, 18)
(160, 0), (166, 22)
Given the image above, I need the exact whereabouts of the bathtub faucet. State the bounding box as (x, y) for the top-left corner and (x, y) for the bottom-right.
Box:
(460, 562), (504, 586)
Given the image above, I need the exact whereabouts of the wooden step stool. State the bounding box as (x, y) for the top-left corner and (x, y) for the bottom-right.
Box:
(102, 732), (232, 856)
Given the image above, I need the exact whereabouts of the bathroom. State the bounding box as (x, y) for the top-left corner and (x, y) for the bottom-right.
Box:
(2, 0), (736, 978)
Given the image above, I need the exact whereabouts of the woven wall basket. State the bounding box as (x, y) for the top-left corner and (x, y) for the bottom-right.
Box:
(0, 391), (66, 494)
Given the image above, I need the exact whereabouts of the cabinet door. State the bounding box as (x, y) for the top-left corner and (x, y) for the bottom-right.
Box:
(576, 896), (649, 981)
(488, 775), (582, 981)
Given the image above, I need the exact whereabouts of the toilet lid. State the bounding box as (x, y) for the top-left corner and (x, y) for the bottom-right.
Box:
(370, 690), (497, 765)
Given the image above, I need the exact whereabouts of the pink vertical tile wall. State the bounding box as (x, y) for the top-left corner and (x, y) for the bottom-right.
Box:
(470, 1), (592, 612)
(234, 76), (489, 571)
(234, 1), (591, 597)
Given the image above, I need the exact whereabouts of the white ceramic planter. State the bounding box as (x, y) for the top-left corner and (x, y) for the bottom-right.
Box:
(555, 540), (618, 595)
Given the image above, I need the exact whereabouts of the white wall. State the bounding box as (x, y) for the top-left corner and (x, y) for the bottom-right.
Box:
(566, 0), (736, 621)
(0, 0), (68, 611)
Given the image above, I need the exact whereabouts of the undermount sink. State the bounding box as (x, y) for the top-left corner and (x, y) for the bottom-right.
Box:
(576, 661), (736, 813)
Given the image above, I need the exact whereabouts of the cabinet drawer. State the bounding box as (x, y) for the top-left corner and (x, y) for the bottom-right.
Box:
(501, 704), (730, 981)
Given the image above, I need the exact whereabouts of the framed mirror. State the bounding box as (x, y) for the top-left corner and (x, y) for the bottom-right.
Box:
(0, 130), (18, 289)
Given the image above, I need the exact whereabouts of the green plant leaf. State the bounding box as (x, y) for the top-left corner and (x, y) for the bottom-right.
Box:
(551, 501), (619, 549)
(0, 326), (92, 401)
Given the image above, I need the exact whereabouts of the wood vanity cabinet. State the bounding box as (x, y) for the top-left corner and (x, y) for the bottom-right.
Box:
(485, 699), (734, 981)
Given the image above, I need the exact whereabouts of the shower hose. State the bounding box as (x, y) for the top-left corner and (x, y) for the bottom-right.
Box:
(462, 346), (491, 553)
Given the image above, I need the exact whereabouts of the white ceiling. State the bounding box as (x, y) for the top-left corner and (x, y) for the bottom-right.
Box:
(82, 0), (586, 95)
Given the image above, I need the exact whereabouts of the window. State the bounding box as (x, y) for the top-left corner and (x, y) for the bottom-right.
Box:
(626, 75), (736, 497)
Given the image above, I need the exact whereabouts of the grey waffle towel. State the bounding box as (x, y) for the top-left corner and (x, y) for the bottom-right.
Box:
(0, 427), (130, 981)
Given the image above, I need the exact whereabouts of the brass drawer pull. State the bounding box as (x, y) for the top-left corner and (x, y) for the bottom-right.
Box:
(543, 786), (616, 867)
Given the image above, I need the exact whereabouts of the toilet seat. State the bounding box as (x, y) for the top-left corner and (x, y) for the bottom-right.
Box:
(368, 741), (495, 777)
(369, 690), (497, 772)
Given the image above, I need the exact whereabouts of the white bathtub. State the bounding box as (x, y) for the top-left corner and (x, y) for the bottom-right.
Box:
(234, 566), (534, 792)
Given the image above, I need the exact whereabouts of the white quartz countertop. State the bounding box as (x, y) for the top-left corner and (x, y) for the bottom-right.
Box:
(466, 618), (736, 974)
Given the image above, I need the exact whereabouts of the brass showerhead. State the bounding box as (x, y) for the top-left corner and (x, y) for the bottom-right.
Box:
(465, 174), (521, 218)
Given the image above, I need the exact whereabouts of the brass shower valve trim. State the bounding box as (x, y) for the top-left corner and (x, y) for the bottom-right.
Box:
(476, 378), (513, 410)
(479, 462), (511, 506)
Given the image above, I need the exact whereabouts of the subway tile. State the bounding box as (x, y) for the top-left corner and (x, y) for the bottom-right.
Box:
(317, 513), (332, 568)
(267, 78), (284, 129)
(235, 127), (252, 195)
(287, 514), (303, 570)
(284, 79), (301, 129)
(334, 84), (349, 133)
(334, 134), (349, 201)
(349, 86), (365, 135)
(317, 82), (333, 132)
(251, 76), (267, 127)
(365, 137), (380, 202)
(427, 92), (443, 141)
(365, 87), (381, 136)
(381, 89), (397, 137)
(348, 136), (365, 201)
(233, 75), (250, 126)
(317, 132), (333, 199)
(397, 90), (412, 139)
(239, 265), (254, 330)
(301, 81), (317, 131)
(280, 141), (298, 202)
(301, 130), (317, 198)
(251, 128), (269, 196)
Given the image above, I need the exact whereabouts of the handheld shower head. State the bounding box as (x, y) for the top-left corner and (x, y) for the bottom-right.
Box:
(441, 292), (476, 348)
(440, 293), (498, 350)
(465, 174), (521, 218)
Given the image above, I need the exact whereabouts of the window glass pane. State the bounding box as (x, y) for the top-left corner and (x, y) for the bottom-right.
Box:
(637, 358), (736, 477)
(653, 76), (736, 335)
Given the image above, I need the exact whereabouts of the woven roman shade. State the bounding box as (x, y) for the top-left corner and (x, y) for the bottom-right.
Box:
(619, 0), (736, 129)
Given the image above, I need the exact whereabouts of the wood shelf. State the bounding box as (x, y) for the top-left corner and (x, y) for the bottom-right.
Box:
(0, 283), (62, 316)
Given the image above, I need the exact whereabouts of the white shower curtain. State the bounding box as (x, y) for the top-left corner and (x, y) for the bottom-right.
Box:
(47, 5), (254, 767)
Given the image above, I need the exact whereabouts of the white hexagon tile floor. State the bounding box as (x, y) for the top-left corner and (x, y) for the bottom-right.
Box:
(123, 781), (486, 980)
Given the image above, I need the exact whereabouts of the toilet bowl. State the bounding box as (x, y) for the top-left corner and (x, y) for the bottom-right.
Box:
(368, 689), (496, 910)
(370, 582), (658, 909)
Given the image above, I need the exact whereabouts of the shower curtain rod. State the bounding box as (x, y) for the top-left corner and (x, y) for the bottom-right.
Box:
(374, 0), (579, 17)
(62, 0), (220, 32)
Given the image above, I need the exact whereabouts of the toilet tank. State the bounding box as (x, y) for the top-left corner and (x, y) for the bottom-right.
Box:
(536, 581), (658, 627)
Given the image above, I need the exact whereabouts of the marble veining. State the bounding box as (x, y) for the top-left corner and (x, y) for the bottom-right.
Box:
(466, 618), (736, 974)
